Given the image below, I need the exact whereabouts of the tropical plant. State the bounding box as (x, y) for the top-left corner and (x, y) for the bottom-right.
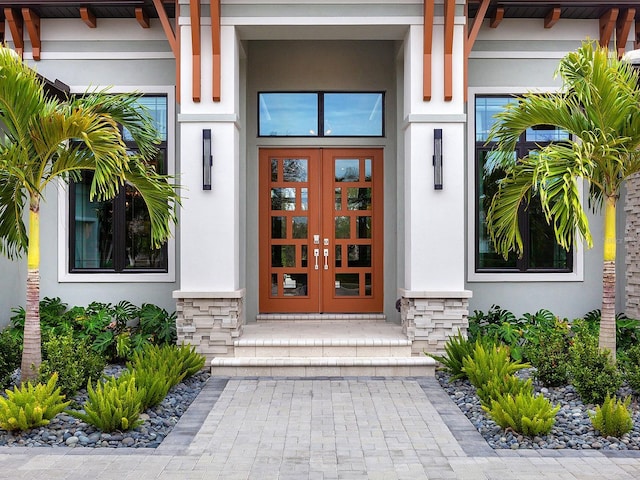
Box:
(427, 330), (474, 381)
(589, 394), (634, 438)
(485, 41), (640, 361)
(0, 48), (179, 381)
(524, 321), (571, 387)
(0, 328), (22, 389)
(484, 391), (560, 437)
(0, 373), (70, 431)
(462, 342), (530, 389)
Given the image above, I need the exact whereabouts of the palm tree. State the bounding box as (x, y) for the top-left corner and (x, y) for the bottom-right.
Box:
(0, 47), (179, 381)
(486, 41), (640, 362)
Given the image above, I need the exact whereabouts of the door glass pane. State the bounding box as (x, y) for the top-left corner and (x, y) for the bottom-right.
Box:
(335, 274), (359, 296)
(335, 245), (342, 267)
(365, 273), (372, 296)
(364, 159), (372, 181)
(335, 188), (342, 210)
(283, 159), (308, 182)
(271, 216), (286, 239)
(356, 216), (371, 239)
(271, 188), (296, 211)
(347, 245), (371, 267)
(292, 217), (308, 239)
(347, 188), (372, 210)
(125, 184), (164, 269)
(271, 158), (278, 181)
(259, 93), (318, 136)
(301, 188), (308, 211)
(301, 245), (308, 268)
(335, 159), (359, 182)
(271, 245), (295, 267)
(283, 274), (308, 296)
(335, 216), (350, 239)
(324, 93), (383, 136)
(271, 274), (278, 296)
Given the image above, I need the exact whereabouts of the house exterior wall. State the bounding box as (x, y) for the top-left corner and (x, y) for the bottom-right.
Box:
(466, 18), (631, 320)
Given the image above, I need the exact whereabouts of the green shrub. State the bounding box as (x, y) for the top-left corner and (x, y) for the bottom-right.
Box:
(427, 331), (474, 381)
(0, 328), (22, 389)
(118, 368), (173, 410)
(583, 310), (640, 353)
(569, 323), (622, 405)
(38, 332), (106, 398)
(69, 376), (144, 432)
(622, 344), (640, 394)
(138, 304), (177, 345)
(525, 324), (571, 387)
(589, 394), (634, 438)
(484, 391), (560, 437)
(462, 342), (530, 390)
(476, 374), (533, 408)
(0, 373), (70, 431)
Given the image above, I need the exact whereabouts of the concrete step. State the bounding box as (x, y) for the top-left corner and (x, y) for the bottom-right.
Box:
(234, 337), (412, 358)
(210, 356), (436, 377)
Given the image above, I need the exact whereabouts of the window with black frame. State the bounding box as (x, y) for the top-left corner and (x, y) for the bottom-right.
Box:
(69, 95), (168, 273)
(475, 95), (573, 273)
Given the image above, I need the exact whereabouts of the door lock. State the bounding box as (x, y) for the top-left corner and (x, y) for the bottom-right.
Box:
(313, 235), (320, 245)
(324, 238), (329, 246)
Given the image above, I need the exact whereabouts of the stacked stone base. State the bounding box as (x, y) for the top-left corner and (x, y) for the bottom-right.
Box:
(172, 290), (245, 365)
(399, 290), (472, 356)
(626, 173), (640, 319)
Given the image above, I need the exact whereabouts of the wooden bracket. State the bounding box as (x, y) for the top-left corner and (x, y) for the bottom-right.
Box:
(616, 8), (635, 58)
(490, 6), (503, 29)
(4, 8), (24, 57)
(152, 0), (178, 58)
(135, 8), (150, 29)
(443, 0), (455, 102)
(80, 7), (96, 28)
(211, 0), (221, 102)
(599, 8), (619, 47)
(423, 0), (434, 101)
(189, 0), (201, 102)
(544, 7), (561, 29)
(22, 8), (40, 61)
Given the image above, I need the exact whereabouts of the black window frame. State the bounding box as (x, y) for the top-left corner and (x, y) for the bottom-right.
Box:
(475, 95), (573, 274)
(68, 94), (169, 274)
(257, 91), (385, 138)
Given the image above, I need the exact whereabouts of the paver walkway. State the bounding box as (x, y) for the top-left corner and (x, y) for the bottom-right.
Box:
(0, 377), (639, 479)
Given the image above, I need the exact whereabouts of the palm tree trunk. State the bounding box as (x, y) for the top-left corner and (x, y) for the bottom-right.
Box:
(599, 195), (617, 362)
(20, 199), (42, 382)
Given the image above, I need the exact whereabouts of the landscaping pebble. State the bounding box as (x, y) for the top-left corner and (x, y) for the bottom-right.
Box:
(437, 369), (640, 450)
(0, 365), (209, 448)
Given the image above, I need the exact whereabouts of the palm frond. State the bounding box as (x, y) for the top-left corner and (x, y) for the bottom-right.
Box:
(0, 167), (28, 259)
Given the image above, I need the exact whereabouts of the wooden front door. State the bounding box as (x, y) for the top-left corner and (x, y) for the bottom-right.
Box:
(259, 148), (383, 313)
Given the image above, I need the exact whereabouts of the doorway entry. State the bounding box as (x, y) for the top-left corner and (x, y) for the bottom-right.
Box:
(259, 148), (384, 313)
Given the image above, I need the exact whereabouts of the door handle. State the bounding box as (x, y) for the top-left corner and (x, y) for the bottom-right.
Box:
(314, 248), (320, 270)
(323, 248), (329, 270)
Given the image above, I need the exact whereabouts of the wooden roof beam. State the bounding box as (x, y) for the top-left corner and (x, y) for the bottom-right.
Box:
(189, 0), (201, 102)
(135, 7), (149, 28)
(211, 0), (220, 102)
(22, 8), (40, 60)
(616, 8), (635, 58)
(465, 0), (490, 102)
(4, 8), (24, 58)
(444, 0), (455, 101)
(599, 8), (618, 47)
(80, 7), (96, 28)
(151, 0), (177, 57)
(544, 7), (561, 29)
(490, 6), (504, 28)
(423, 0), (434, 101)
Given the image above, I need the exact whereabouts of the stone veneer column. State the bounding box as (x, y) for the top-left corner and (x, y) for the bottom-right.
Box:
(172, 290), (245, 364)
(399, 290), (472, 356)
(626, 173), (640, 319)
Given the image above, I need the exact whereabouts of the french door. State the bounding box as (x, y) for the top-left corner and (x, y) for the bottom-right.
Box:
(259, 148), (383, 313)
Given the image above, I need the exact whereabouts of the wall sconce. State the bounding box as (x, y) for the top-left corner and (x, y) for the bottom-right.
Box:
(433, 128), (443, 190)
(203, 129), (212, 190)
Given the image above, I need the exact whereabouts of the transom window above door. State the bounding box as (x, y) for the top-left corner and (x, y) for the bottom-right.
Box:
(258, 92), (384, 137)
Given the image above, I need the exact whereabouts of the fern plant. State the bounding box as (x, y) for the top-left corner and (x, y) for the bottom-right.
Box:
(589, 394), (634, 438)
(484, 392), (560, 437)
(476, 374), (533, 408)
(118, 368), (174, 410)
(69, 376), (145, 432)
(462, 342), (530, 390)
(427, 331), (474, 381)
(0, 373), (70, 431)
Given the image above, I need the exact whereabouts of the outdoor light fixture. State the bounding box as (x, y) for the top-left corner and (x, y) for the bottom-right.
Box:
(433, 128), (443, 190)
(203, 129), (212, 190)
